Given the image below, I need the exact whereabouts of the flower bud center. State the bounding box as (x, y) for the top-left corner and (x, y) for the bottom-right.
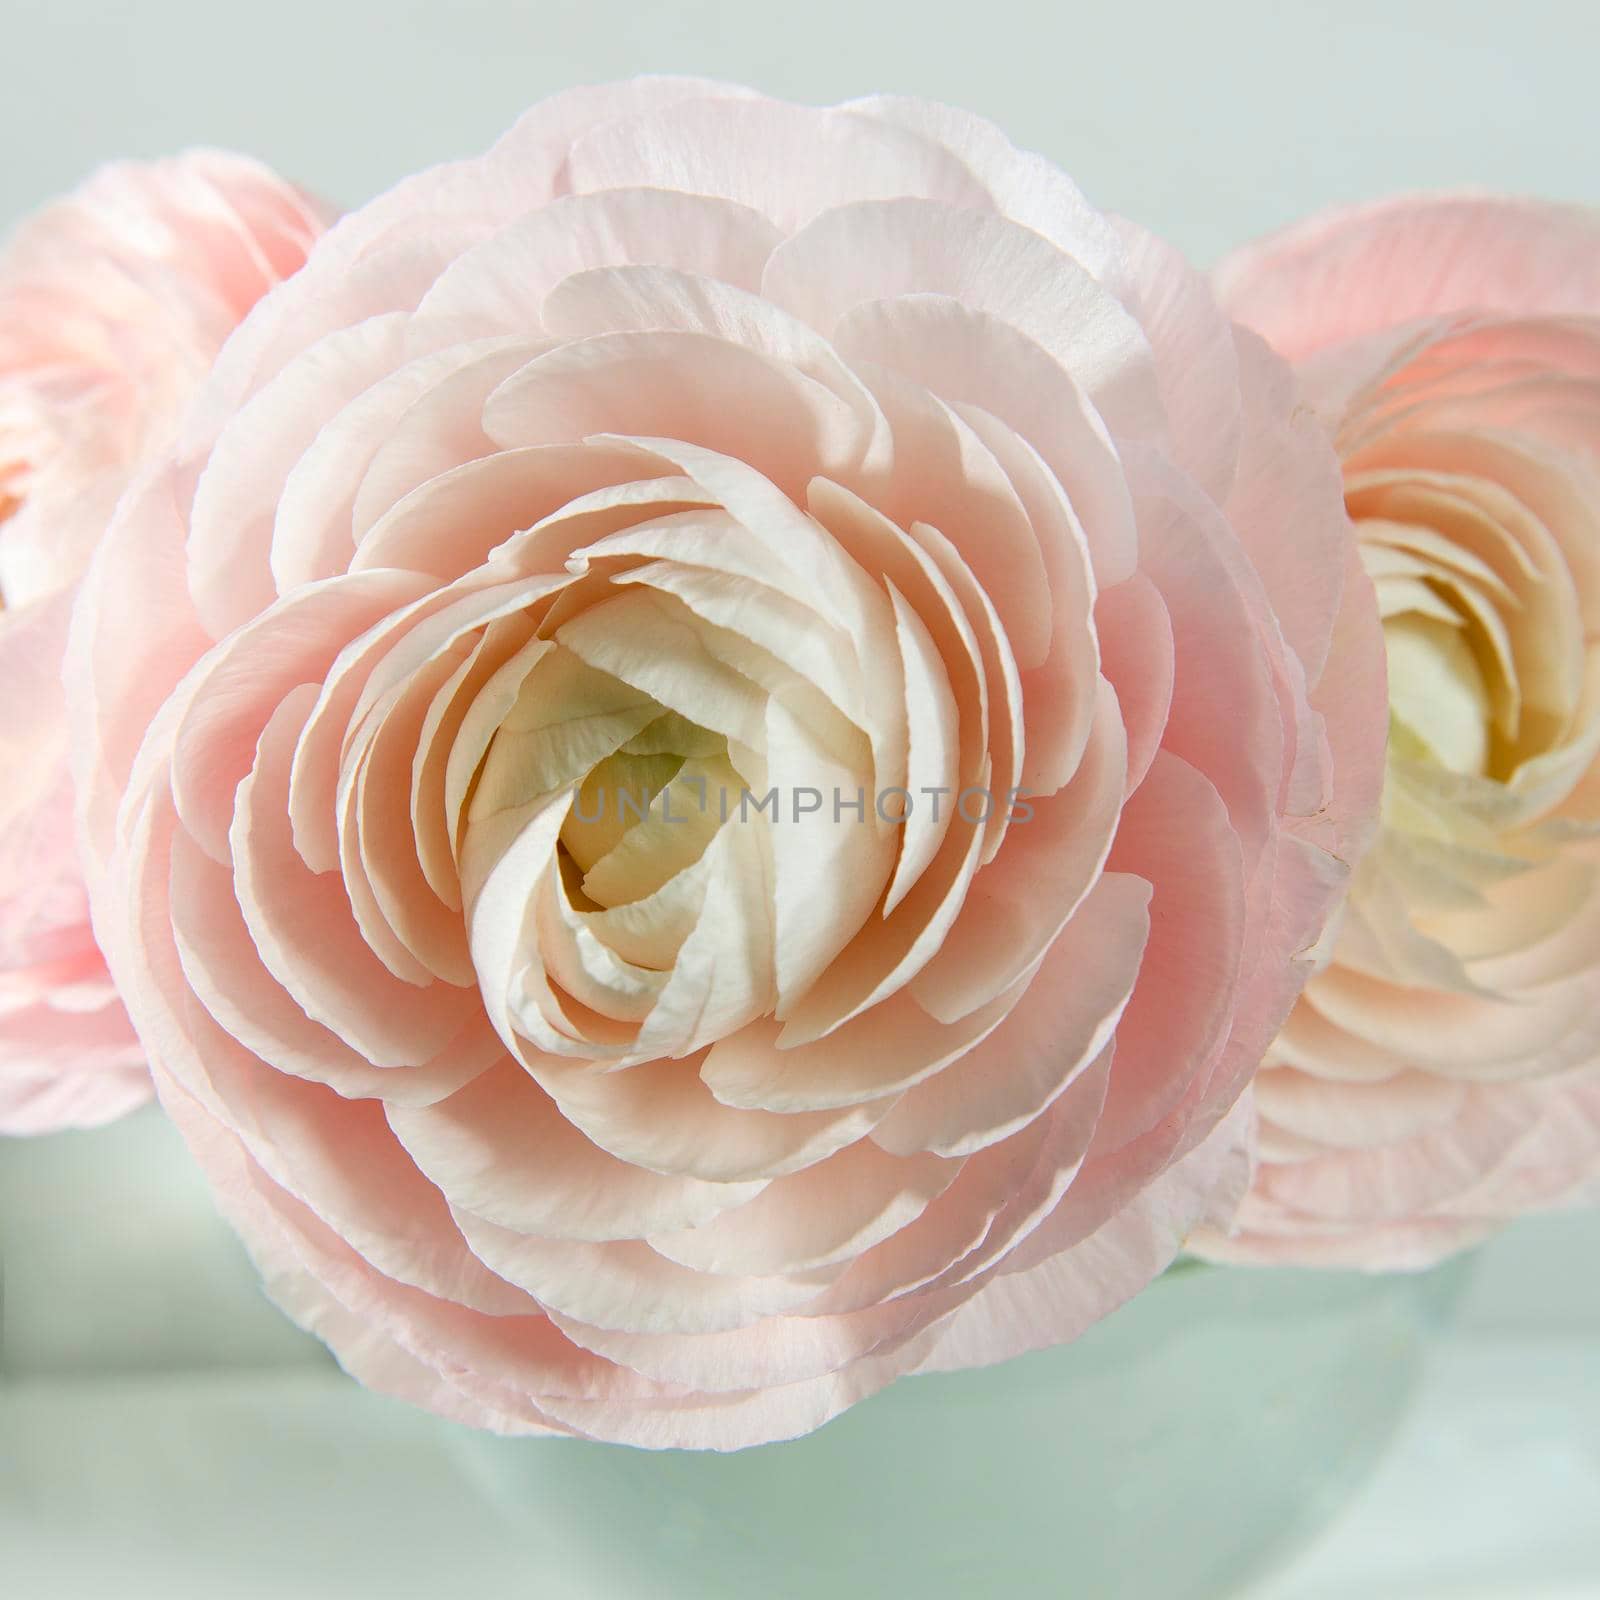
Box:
(1381, 610), (1492, 776)
(558, 714), (746, 913)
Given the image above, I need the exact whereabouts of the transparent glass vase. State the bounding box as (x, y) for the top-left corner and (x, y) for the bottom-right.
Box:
(2, 1107), (1468, 1598)
(462, 1255), (1466, 1599)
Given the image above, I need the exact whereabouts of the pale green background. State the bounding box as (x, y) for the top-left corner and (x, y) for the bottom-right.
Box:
(1, 0), (1598, 268)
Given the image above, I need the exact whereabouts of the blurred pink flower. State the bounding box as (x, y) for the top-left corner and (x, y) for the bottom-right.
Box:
(1199, 194), (1600, 1267)
(0, 152), (329, 1134)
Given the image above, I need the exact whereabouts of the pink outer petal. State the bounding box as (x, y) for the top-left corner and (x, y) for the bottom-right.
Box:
(1203, 949), (1600, 1268)
(542, 1287), (932, 1397)
(918, 1093), (1253, 1372)
(169, 828), (490, 1107)
(1202, 1063), (1600, 1270)
(1224, 329), (1350, 685)
(153, 1053), (956, 1451)
(906, 682), (1127, 1021)
(0, 593), (76, 925)
(184, 315), (414, 635)
(830, 293), (1139, 594)
(763, 198), (1165, 452)
(644, 1137), (958, 1279)
(1093, 573), (1173, 798)
(1216, 193), (1600, 364)
(0, 595), (148, 1133)
(127, 786), (526, 1317)
(562, 98), (990, 235)
(233, 688), (485, 1067)
(387, 1058), (766, 1243)
(69, 461), (214, 881)
(520, 1046), (894, 1186)
(414, 186), (783, 340)
(871, 873), (1151, 1159)
(1109, 215), (1240, 505)
(0, 982), (129, 1132)
(844, 95), (1128, 291)
(2, 150), (327, 1136)
(1096, 752), (1246, 1147)
(1129, 447), (1285, 856)
(172, 569), (429, 863)
(1307, 541), (1388, 868)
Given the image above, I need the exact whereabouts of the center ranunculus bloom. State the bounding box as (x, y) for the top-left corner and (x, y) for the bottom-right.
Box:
(73, 79), (1382, 1448)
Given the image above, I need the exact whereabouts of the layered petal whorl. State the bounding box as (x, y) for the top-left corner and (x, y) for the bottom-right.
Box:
(75, 81), (1375, 1445)
(1205, 195), (1600, 1267)
(0, 152), (329, 1134)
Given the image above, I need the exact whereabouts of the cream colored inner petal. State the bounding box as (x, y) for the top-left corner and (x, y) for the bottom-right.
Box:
(1317, 426), (1600, 1099)
(560, 748), (687, 876)
(444, 549), (899, 1062)
(317, 380), (1119, 1103)
(1384, 613), (1492, 776)
(1355, 465), (1579, 793)
(1352, 462), (1587, 768)
(578, 751), (742, 909)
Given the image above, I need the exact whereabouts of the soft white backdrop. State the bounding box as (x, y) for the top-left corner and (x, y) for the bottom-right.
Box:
(4, 0), (1598, 266)
(3, 1), (1599, 1594)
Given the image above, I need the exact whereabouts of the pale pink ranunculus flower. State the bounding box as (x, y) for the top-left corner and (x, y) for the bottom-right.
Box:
(0, 153), (329, 1134)
(1197, 194), (1600, 1268)
(73, 80), (1382, 1448)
